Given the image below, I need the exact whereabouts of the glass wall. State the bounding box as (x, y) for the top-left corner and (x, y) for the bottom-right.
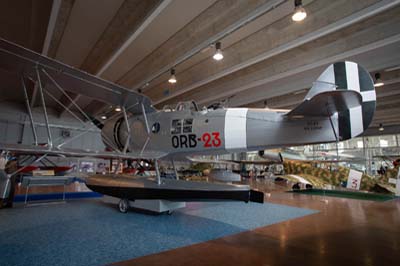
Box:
(287, 134), (400, 175)
(201, 134), (400, 176)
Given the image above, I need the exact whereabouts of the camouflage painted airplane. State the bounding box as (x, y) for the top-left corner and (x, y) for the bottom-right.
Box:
(0, 38), (376, 207)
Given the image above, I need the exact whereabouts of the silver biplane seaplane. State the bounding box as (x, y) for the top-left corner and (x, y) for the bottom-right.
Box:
(0, 38), (376, 210)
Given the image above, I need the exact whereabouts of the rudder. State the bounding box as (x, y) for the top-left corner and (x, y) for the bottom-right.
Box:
(305, 61), (376, 140)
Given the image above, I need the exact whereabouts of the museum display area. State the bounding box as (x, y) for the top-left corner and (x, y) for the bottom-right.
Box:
(0, 0), (400, 265)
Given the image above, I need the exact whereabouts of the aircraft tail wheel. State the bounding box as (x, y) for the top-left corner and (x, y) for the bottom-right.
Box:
(118, 199), (129, 213)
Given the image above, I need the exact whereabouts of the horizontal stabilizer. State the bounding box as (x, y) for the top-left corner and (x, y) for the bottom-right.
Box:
(286, 90), (362, 117)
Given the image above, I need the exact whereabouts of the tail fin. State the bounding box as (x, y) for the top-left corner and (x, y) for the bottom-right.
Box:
(289, 61), (376, 140)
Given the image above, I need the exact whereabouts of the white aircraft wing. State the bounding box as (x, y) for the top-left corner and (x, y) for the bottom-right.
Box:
(187, 157), (278, 165)
(187, 157), (240, 165)
(0, 143), (167, 160)
(0, 38), (155, 114)
(187, 156), (363, 165)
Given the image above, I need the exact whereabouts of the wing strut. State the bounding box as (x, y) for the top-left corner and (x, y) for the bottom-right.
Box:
(43, 88), (87, 126)
(40, 68), (119, 152)
(122, 107), (131, 154)
(36, 67), (53, 148)
(154, 159), (161, 185)
(171, 159), (179, 180)
(42, 69), (92, 122)
(21, 76), (38, 146)
(140, 103), (151, 156)
(327, 109), (340, 163)
(9, 153), (48, 177)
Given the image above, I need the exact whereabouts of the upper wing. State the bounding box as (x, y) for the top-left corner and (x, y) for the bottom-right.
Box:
(0, 143), (167, 160)
(0, 38), (155, 114)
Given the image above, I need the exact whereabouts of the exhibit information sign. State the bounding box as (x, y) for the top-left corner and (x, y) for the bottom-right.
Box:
(346, 169), (362, 190)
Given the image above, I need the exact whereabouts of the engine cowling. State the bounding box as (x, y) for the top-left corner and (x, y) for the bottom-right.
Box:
(101, 115), (149, 152)
(101, 116), (129, 152)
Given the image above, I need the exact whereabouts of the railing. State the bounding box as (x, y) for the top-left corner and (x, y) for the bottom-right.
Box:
(21, 176), (74, 205)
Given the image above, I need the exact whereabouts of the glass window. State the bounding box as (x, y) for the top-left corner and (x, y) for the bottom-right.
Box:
(171, 119), (182, 134)
(379, 135), (397, 147)
(357, 141), (363, 148)
(183, 119), (193, 133)
(379, 139), (388, 147)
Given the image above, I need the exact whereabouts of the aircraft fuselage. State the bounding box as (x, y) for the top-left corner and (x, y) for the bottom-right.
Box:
(102, 107), (337, 156)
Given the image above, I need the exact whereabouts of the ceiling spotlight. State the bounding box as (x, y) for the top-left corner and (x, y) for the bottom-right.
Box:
(101, 115), (107, 120)
(213, 42), (224, 61)
(379, 123), (384, 131)
(292, 0), (307, 22)
(168, 69), (177, 84)
(115, 106), (122, 112)
(374, 73), (384, 87)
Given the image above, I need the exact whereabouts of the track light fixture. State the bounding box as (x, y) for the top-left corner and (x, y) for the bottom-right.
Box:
(115, 106), (122, 112)
(379, 123), (384, 132)
(292, 0), (307, 22)
(213, 42), (224, 61)
(168, 68), (177, 84)
(374, 73), (384, 87)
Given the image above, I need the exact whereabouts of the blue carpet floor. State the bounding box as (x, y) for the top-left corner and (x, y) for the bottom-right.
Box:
(0, 200), (317, 266)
